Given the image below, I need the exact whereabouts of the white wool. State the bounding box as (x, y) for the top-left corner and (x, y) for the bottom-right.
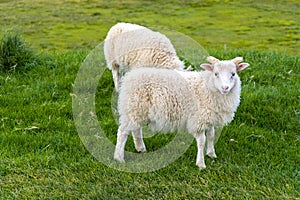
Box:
(114, 56), (249, 169)
(118, 68), (194, 133)
(104, 22), (184, 91)
(118, 68), (240, 134)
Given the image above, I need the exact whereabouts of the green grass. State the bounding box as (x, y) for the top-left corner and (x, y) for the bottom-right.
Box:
(0, 49), (299, 199)
(0, 0), (299, 54)
(0, 0), (299, 199)
(0, 32), (38, 72)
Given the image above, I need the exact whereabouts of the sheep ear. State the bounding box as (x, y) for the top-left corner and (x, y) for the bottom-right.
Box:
(207, 56), (219, 64)
(200, 63), (213, 71)
(237, 63), (250, 71)
(231, 57), (243, 65)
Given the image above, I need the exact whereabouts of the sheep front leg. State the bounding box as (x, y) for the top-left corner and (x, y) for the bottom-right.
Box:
(132, 128), (146, 153)
(206, 126), (217, 158)
(114, 128), (129, 162)
(195, 131), (206, 169)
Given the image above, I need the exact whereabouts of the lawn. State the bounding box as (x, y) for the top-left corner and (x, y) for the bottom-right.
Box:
(0, 0), (299, 199)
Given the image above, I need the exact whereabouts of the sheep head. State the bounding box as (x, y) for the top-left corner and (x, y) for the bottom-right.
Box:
(200, 56), (250, 95)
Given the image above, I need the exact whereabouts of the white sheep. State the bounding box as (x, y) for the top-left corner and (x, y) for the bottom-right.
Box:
(114, 56), (249, 169)
(104, 22), (185, 92)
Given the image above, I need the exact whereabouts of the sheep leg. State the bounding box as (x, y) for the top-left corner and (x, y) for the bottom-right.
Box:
(111, 69), (119, 92)
(114, 128), (129, 162)
(132, 128), (146, 153)
(206, 127), (217, 158)
(195, 131), (206, 169)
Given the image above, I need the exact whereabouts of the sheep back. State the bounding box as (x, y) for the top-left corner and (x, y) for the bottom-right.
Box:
(104, 23), (184, 72)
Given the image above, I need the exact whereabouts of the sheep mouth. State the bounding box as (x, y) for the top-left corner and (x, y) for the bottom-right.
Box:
(220, 90), (230, 95)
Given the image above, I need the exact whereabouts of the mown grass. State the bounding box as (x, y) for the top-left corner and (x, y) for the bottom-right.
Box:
(0, 49), (299, 199)
(0, 0), (299, 199)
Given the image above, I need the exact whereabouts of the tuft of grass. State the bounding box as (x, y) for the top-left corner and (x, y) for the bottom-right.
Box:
(0, 31), (38, 72)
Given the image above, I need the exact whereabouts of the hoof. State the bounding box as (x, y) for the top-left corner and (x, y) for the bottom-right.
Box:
(136, 146), (146, 153)
(206, 151), (217, 159)
(114, 154), (125, 163)
(196, 162), (206, 169)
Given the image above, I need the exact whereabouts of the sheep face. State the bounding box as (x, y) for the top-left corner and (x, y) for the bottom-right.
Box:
(212, 61), (238, 94)
(201, 56), (249, 95)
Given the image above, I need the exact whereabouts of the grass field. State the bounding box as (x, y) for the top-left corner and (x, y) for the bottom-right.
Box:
(0, 0), (299, 199)
(0, 0), (299, 53)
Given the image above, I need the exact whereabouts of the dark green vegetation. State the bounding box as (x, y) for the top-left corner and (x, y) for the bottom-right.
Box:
(0, 0), (299, 199)
(0, 32), (38, 72)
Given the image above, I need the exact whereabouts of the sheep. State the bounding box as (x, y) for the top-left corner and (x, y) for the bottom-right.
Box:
(104, 22), (185, 92)
(114, 56), (249, 169)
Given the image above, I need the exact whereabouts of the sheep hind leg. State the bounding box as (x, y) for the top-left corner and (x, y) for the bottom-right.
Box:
(206, 126), (217, 158)
(195, 131), (206, 169)
(111, 63), (120, 92)
(132, 128), (146, 153)
(114, 128), (129, 162)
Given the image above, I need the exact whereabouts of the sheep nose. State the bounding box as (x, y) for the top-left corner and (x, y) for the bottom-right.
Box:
(222, 86), (229, 91)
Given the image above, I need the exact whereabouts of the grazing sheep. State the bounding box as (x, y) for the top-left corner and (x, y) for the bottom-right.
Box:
(104, 22), (185, 92)
(114, 56), (249, 169)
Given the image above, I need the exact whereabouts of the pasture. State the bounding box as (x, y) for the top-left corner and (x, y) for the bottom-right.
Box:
(0, 0), (299, 199)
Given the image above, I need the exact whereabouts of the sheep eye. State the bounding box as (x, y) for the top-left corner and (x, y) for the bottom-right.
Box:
(215, 73), (219, 77)
(231, 72), (235, 77)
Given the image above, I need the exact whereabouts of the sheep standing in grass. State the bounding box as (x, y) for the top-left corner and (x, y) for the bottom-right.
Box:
(104, 22), (185, 92)
(114, 56), (249, 169)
